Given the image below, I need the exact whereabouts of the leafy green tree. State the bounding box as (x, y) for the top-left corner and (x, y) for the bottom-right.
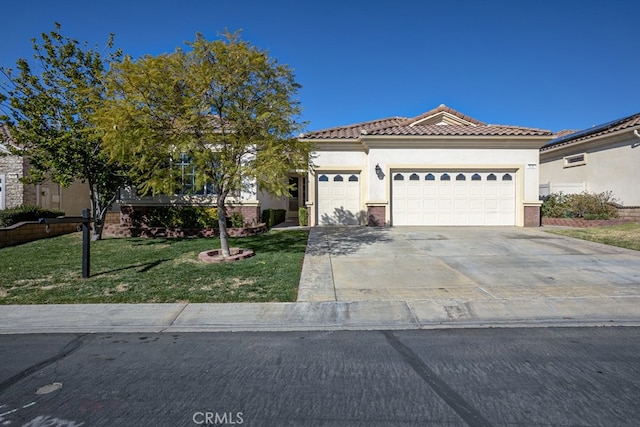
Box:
(0, 23), (127, 240)
(94, 31), (310, 256)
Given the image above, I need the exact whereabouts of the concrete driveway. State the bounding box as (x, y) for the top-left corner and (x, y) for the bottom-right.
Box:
(298, 226), (640, 304)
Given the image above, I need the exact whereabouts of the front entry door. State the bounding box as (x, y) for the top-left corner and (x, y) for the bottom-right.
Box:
(287, 175), (306, 219)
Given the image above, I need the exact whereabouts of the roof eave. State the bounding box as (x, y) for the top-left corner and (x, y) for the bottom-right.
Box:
(541, 126), (640, 153)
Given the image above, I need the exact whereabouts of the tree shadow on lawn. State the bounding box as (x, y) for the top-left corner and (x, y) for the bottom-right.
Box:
(233, 230), (309, 254)
(91, 259), (170, 277)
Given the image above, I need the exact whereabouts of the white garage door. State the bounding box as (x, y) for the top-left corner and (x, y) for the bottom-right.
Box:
(317, 173), (361, 225)
(392, 171), (516, 226)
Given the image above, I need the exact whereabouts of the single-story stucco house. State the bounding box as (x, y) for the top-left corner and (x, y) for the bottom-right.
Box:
(300, 104), (554, 227)
(0, 124), (90, 215)
(539, 112), (640, 207)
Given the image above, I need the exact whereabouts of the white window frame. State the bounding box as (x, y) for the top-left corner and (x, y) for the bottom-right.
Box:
(0, 174), (5, 210)
(563, 153), (587, 168)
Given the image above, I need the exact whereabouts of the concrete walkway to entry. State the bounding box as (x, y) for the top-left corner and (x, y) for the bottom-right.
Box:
(1, 226), (639, 334)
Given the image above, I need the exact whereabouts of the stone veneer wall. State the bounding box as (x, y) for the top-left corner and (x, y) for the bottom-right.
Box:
(367, 206), (386, 227)
(0, 154), (36, 209)
(617, 207), (640, 222)
(542, 218), (633, 228)
(523, 205), (541, 227)
(0, 221), (81, 248)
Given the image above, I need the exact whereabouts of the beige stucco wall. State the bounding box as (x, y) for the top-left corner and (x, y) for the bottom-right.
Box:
(308, 140), (542, 226)
(540, 132), (640, 206)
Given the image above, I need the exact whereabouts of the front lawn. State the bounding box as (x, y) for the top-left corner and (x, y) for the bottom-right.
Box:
(544, 222), (640, 251)
(0, 230), (308, 304)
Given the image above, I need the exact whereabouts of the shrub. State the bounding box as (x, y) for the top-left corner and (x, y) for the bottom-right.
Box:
(0, 205), (65, 227)
(541, 191), (618, 219)
(198, 207), (218, 228)
(261, 209), (286, 228)
(541, 192), (572, 218)
(230, 211), (244, 228)
(298, 207), (308, 226)
(129, 206), (220, 229)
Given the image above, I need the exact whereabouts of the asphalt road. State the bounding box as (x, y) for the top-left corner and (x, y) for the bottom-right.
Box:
(1, 327), (639, 426)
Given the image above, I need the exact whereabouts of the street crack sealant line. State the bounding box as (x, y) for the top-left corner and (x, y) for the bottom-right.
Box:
(383, 331), (494, 427)
(0, 334), (86, 396)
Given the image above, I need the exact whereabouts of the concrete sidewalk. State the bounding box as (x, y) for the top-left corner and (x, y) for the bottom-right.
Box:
(2, 226), (640, 334)
(2, 297), (640, 334)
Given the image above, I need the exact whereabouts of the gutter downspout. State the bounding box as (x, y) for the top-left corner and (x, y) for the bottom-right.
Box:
(633, 129), (640, 148)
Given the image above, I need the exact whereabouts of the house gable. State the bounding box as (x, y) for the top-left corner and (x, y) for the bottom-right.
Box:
(406, 104), (485, 127)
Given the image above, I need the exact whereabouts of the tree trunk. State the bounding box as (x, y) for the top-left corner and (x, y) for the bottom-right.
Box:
(217, 194), (231, 257)
(88, 182), (102, 241)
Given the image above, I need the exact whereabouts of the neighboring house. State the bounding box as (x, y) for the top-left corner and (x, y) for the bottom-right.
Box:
(300, 104), (553, 227)
(0, 124), (90, 215)
(539, 112), (640, 206)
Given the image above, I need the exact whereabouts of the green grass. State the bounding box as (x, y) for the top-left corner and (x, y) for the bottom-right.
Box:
(545, 222), (640, 251)
(0, 230), (308, 304)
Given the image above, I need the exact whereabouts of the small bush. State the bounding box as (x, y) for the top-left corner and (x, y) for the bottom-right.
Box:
(541, 192), (573, 218)
(230, 211), (244, 228)
(261, 209), (286, 228)
(198, 208), (218, 228)
(541, 191), (618, 220)
(0, 205), (65, 227)
(129, 206), (219, 229)
(298, 207), (308, 226)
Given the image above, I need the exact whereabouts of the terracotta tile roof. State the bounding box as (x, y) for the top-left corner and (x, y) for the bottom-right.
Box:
(301, 105), (552, 139)
(542, 112), (640, 151)
(302, 117), (408, 139)
(553, 129), (579, 138)
(370, 124), (552, 137)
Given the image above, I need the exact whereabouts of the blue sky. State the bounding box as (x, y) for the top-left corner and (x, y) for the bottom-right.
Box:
(1, 0), (638, 133)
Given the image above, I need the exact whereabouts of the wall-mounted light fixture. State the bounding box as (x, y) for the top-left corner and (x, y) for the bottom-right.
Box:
(374, 163), (385, 180)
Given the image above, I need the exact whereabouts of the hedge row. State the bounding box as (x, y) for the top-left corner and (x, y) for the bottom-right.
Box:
(261, 209), (286, 228)
(0, 205), (65, 228)
(129, 206), (220, 229)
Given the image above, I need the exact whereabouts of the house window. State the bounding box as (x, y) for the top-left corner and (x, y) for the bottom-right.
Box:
(456, 173), (466, 181)
(425, 173), (435, 181)
(487, 173), (497, 181)
(333, 175), (344, 182)
(409, 173), (420, 181)
(441, 173), (450, 181)
(471, 173), (482, 181)
(177, 153), (214, 195)
(319, 175), (329, 182)
(394, 173), (404, 181)
(502, 173), (513, 181)
(348, 174), (358, 182)
(564, 153), (586, 168)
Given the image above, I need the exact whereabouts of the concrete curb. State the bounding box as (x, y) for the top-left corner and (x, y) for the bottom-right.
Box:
(2, 297), (640, 334)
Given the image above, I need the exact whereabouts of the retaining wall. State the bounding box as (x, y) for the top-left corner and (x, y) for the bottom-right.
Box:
(0, 221), (81, 248)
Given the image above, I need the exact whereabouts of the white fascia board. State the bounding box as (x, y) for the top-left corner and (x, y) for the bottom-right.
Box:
(361, 135), (551, 150)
